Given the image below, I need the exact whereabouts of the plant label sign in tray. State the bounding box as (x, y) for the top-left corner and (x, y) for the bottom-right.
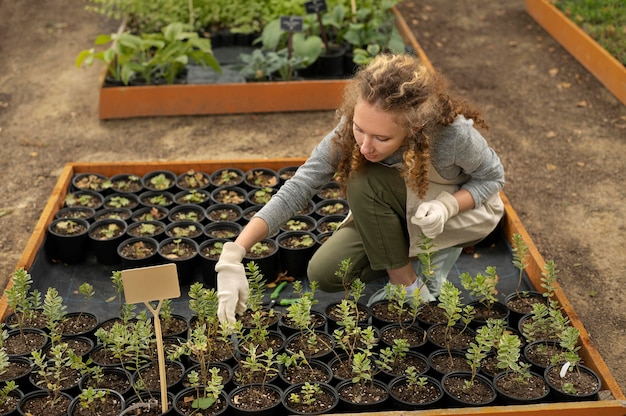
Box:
(122, 263), (181, 414)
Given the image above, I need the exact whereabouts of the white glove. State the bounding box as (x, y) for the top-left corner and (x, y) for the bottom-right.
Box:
(215, 242), (248, 324)
(411, 191), (459, 238)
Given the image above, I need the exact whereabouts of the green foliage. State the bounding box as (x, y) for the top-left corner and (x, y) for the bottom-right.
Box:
(496, 333), (532, 385)
(288, 382), (324, 407)
(42, 287), (67, 345)
(555, 0), (626, 65)
(238, 17), (322, 81)
(77, 22), (220, 85)
(77, 387), (107, 410)
(459, 266), (499, 315)
(511, 233), (529, 294)
(245, 261), (270, 315)
(5, 268), (41, 331)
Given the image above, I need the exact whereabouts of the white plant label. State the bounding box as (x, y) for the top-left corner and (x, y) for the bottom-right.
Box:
(560, 361), (571, 378)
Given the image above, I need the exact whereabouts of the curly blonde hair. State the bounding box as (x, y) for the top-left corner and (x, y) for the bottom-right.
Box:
(332, 53), (487, 198)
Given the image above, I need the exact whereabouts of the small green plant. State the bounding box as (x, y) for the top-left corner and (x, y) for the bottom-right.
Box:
(179, 190), (206, 204)
(404, 366), (429, 394)
(381, 283), (421, 327)
(42, 287), (67, 346)
(350, 351), (375, 389)
(236, 345), (279, 387)
(251, 187), (275, 205)
(437, 280), (475, 357)
(168, 224), (198, 238)
(148, 173), (172, 190)
(288, 382), (325, 409)
(76, 387), (108, 410)
(459, 265), (499, 317)
(96, 223), (123, 239)
(285, 219), (309, 231)
(463, 321), (503, 390)
(511, 233), (529, 294)
(319, 202), (346, 215)
(187, 367), (224, 410)
(107, 195), (131, 208)
(375, 338), (410, 375)
(147, 194), (170, 206)
(5, 268), (42, 332)
(521, 302), (569, 342)
(31, 342), (90, 405)
(53, 219), (84, 233)
(249, 241), (273, 256)
(554, 326), (582, 369)
(0, 350), (18, 407)
(496, 333), (532, 385)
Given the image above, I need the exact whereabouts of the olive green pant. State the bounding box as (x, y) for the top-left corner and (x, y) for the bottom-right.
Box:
(307, 163), (462, 295)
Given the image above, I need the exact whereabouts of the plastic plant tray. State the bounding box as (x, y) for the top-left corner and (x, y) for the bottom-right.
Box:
(1, 158), (624, 416)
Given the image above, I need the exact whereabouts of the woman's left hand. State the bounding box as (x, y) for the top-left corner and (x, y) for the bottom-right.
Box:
(411, 191), (459, 238)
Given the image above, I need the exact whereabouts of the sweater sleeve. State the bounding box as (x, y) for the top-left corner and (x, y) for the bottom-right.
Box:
(432, 117), (505, 207)
(254, 127), (340, 235)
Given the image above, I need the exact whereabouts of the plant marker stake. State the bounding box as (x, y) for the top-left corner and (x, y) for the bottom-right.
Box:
(121, 263), (181, 414)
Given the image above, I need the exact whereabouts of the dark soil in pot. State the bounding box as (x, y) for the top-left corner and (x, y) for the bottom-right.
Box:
(544, 364), (601, 401)
(428, 349), (472, 378)
(18, 390), (72, 416)
(4, 328), (48, 357)
(228, 384), (282, 416)
(283, 382), (339, 415)
(416, 301), (447, 328)
(279, 359), (333, 385)
(426, 323), (476, 352)
(284, 331), (335, 361)
(441, 372), (497, 407)
(494, 371), (550, 405)
(336, 379), (389, 413)
(379, 324), (427, 351)
(79, 367), (133, 398)
(389, 374), (444, 410)
(206, 204), (243, 223)
(176, 169), (211, 191)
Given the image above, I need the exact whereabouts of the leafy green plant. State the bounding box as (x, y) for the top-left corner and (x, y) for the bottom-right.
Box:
(511, 233), (529, 294)
(5, 268), (42, 332)
(380, 282), (421, 327)
(288, 382), (326, 409)
(185, 367), (224, 410)
(464, 321), (503, 389)
(42, 287), (67, 346)
(459, 265), (499, 317)
(0, 350), (18, 408)
(496, 333), (533, 385)
(437, 280), (475, 357)
(238, 17), (322, 81)
(236, 345), (279, 386)
(404, 366), (430, 395)
(31, 342), (90, 405)
(77, 22), (221, 85)
(375, 338), (410, 375)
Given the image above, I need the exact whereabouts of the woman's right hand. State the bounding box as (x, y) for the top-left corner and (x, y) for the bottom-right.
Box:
(215, 242), (248, 324)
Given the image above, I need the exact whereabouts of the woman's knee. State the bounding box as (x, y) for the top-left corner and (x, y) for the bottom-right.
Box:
(307, 255), (344, 292)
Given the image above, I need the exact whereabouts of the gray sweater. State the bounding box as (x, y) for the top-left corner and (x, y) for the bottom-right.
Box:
(255, 116), (505, 237)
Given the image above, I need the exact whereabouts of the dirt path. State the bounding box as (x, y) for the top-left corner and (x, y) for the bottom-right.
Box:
(0, 0), (624, 395)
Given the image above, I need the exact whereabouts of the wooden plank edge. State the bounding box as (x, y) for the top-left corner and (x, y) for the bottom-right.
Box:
(525, 0), (626, 106)
(500, 191), (625, 401)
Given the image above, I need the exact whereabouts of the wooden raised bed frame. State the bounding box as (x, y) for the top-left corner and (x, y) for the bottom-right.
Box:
(98, 8), (432, 119)
(526, 0), (626, 106)
(1, 158), (624, 416)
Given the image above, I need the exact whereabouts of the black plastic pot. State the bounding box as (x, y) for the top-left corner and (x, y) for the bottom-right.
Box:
(142, 169), (177, 192)
(276, 230), (318, 279)
(336, 378), (389, 413)
(167, 203), (206, 224)
(88, 218), (128, 265)
(282, 382), (339, 415)
(227, 384), (283, 416)
(441, 371), (497, 408)
(493, 371), (551, 405)
(45, 217), (90, 265)
(544, 364), (601, 402)
(243, 238), (280, 283)
(117, 236), (160, 270)
(388, 374), (444, 411)
(157, 236), (199, 286)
